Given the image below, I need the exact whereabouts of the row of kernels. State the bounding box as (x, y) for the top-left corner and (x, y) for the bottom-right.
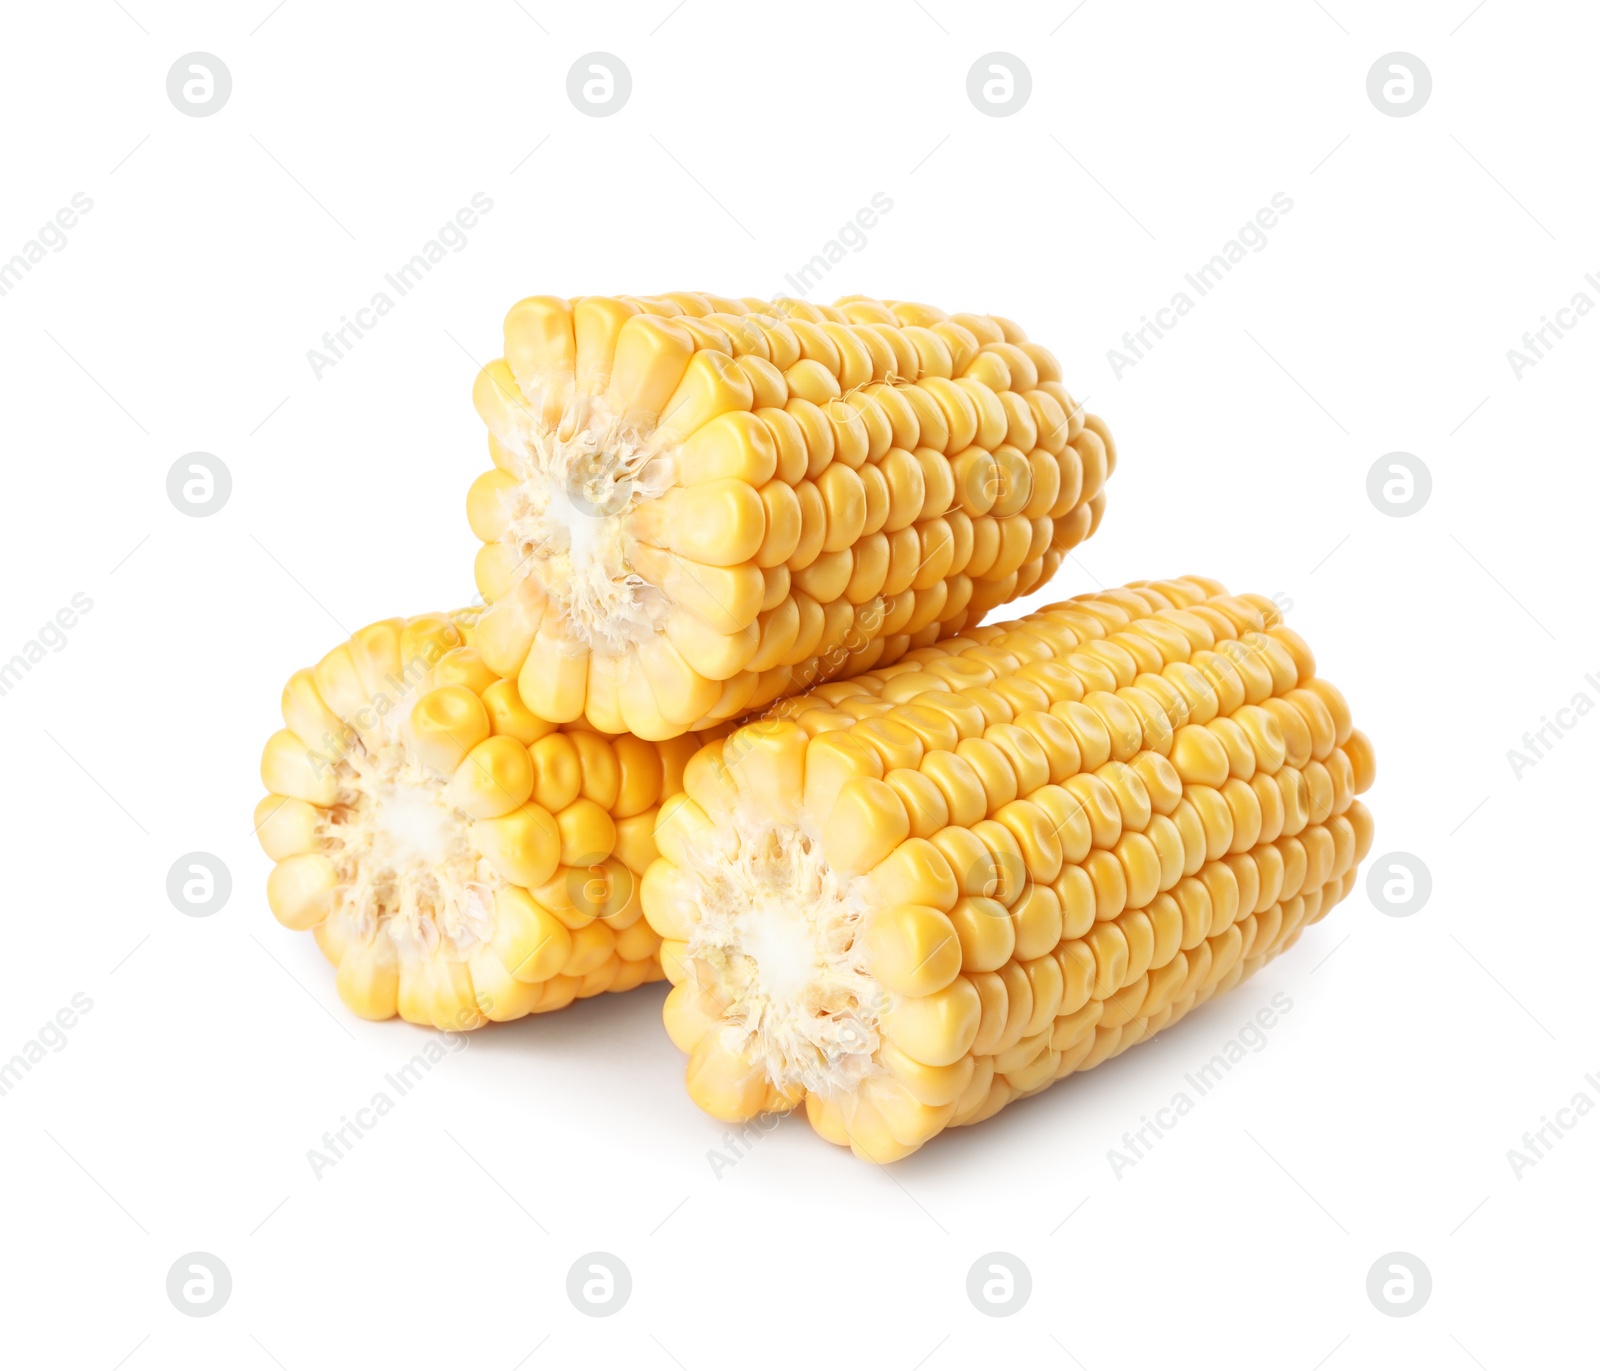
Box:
(661, 382), (1099, 622)
(813, 755), (1368, 1058)
(1043, 863), (1344, 1049)
(867, 792), (1364, 1003)
(1010, 881), (1341, 1094)
(767, 511), (1043, 600)
(857, 787), (1331, 991)
(624, 296), (934, 385)
(755, 379), (1079, 478)
(1033, 866), (1358, 1093)
(757, 463), (1072, 585)
(748, 589), (923, 682)
(788, 674), (1355, 829)
(880, 652), (1344, 792)
(1057, 813), (1370, 1005)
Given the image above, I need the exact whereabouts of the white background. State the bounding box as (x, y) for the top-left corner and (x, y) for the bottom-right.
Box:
(0, 1), (1594, 1366)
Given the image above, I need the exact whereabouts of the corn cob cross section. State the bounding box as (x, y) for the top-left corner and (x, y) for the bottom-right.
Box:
(643, 577), (1376, 1161)
(255, 610), (697, 1029)
(468, 293), (1113, 740)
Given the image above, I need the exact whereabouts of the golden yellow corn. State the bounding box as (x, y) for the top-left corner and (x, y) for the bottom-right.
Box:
(255, 610), (698, 1030)
(642, 576), (1375, 1161)
(468, 293), (1113, 740)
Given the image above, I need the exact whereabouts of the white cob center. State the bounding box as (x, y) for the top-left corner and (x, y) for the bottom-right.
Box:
(684, 814), (886, 1098)
(322, 738), (499, 957)
(502, 407), (673, 655)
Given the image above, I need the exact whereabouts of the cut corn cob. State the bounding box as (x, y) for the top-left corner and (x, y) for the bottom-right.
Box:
(643, 577), (1375, 1161)
(254, 610), (698, 1029)
(468, 293), (1113, 740)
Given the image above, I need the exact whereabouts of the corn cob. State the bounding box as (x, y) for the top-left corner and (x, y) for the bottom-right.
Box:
(467, 293), (1113, 741)
(254, 610), (697, 1029)
(643, 577), (1375, 1161)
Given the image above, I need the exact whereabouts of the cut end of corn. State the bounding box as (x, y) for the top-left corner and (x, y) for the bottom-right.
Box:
(672, 808), (883, 1102)
(643, 577), (1375, 1162)
(469, 292), (1114, 740)
(256, 610), (698, 1030)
